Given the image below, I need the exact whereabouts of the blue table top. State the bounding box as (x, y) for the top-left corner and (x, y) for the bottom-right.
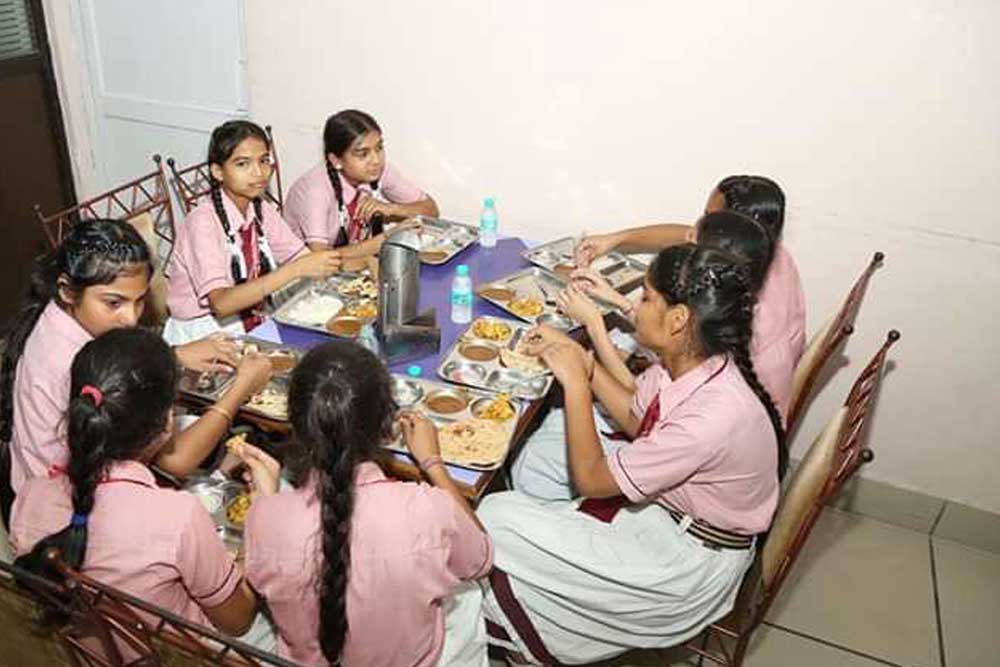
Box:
(248, 238), (533, 487)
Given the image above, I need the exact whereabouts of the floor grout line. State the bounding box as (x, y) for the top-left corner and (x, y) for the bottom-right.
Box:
(761, 621), (909, 667)
(929, 502), (948, 536)
(928, 538), (947, 667)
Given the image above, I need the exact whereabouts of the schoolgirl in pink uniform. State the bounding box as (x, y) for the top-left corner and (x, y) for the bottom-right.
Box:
(573, 175), (806, 420)
(479, 245), (784, 665)
(284, 110), (439, 258)
(11, 329), (261, 640)
(0, 220), (271, 526)
(238, 341), (492, 667)
(164, 120), (342, 345)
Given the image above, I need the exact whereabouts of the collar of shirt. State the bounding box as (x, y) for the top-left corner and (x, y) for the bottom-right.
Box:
(334, 169), (374, 209)
(656, 354), (729, 421)
(40, 301), (93, 351)
(219, 188), (260, 233)
(100, 460), (158, 488)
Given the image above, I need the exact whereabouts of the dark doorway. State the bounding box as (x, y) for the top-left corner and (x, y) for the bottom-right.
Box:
(0, 0), (75, 325)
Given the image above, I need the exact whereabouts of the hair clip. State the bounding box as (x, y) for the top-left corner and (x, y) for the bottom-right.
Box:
(80, 385), (103, 407)
(71, 513), (88, 527)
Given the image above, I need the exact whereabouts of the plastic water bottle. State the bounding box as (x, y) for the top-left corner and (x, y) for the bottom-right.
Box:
(479, 197), (498, 248)
(358, 322), (381, 357)
(450, 264), (473, 324)
(406, 365), (423, 378)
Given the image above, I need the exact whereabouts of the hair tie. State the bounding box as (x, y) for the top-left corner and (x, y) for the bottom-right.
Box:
(80, 385), (103, 406)
(71, 513), (88, 527)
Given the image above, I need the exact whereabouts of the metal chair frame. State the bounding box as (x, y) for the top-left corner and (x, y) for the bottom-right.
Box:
(2, 551), (303, 667)
(33, 156), (175, 250)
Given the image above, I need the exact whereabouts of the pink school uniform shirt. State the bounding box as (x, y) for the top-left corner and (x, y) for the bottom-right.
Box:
(11, 460), (240, 628)
(245, 462), (492, 667)
(607, 356), (780, 535)
(9, 302), (92, 492)
(166, 192), (307, 320)
(751, 243), (807, 422)
(284, 161), (426, 246)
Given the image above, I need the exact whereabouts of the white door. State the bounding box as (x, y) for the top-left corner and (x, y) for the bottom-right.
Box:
(76, 0), (248, 189)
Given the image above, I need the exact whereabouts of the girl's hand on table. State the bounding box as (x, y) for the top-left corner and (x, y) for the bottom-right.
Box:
(557, 283), (603, 328)
(569, 267), (620, 304)
(397, 410), (441, 468)
(230, 442), (281, 498)
(539, 342), (594, 388)
(293, 249), (342, 279)
(174, 334), (240, 373)
(574, 232), (619, 267)
(521, 324), (573, 356)
(230, 353), (272, 397)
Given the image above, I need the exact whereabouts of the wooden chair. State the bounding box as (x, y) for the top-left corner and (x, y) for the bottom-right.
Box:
(680, 329), (901, 667)
(33, 156), (175, 327)
(785, 251), (885, 435)
(167, 125), (285, 215)
(6, 550), (303, 667)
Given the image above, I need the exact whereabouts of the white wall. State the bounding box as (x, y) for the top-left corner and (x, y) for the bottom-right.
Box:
(246, 0), (999, 512)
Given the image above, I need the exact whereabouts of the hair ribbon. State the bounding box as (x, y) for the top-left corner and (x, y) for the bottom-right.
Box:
(80, 385), (103, 406)
(71, 513), (88, 527)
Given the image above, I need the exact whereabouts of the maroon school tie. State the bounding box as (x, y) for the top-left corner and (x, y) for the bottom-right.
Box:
(238, 223), (264, 332)
(577, 398), (661, 522)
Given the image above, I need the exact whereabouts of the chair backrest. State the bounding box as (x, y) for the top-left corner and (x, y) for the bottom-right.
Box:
(753, 329), (900, 627)
(6, 550), (304, 667)
(167, 125), (284, 215)
(786, 251), (885, 432)
(34, 156), (175, 251)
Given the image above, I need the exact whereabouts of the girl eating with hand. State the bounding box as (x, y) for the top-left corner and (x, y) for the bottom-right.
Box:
(238, 341), (491, 667)
(0, 220), (272, 527)
(164, 120), (342, 345)
(12, 328), (264, 643)
(480, 245), (784, 665)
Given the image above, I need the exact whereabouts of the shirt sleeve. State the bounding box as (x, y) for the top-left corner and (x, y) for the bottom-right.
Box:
(180, 210), (235, 305)
(285, 171), (337, 245)
(429, 489), (492, 580)
(176, 498), (241, 609)
(607, 416), (718, 504)
(262, 203), (308, 263)
(379, 162), (426, 204)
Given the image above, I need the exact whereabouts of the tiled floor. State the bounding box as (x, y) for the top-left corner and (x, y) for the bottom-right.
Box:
(565, 507), (1000, 667)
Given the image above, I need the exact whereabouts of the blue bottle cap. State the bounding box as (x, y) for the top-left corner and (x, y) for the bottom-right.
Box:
(456, 264), (469, 277)
(483, 197), (495, 207)
(406, 365), (422, 378)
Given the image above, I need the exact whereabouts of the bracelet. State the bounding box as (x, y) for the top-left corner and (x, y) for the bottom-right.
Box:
(418, 455), (445, 473)
(206, 405), (234, 424)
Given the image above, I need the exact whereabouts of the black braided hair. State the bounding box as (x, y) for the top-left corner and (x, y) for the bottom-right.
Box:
(285, 341), (397, 664)
(207, 120), (274, 282)
(323, 110), (382, 245)
(649, 244), (788, 478)
(14, 328), (177, 578)
(716, 175), (786, 242)
(695, 211), (775, 292)
(0, 220), (151, 444)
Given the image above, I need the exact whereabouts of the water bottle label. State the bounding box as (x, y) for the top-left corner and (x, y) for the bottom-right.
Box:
(451, 291), (472, 306)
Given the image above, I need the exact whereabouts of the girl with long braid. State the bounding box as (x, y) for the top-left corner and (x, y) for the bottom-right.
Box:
(11, 328), (263, 640)
(238, 341), (492, 667)
(0, 219), (272, 527)
(284, 110), (439, 258)
(476, 245), (784, 665)
(572, 175), (806, 420)
(164, 120), (343, 344)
